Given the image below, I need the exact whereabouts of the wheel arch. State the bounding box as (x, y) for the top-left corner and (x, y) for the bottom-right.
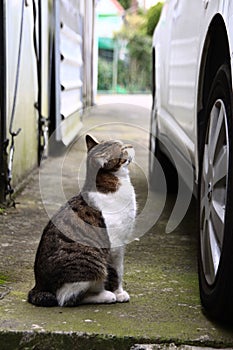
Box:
(197, 15), (231, 162)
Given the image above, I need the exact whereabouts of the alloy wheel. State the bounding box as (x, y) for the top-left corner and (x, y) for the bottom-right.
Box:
(200, 99), (229, 285)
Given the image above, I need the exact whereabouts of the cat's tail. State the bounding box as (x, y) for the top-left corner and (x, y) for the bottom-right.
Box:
(28, 287), (58, 307)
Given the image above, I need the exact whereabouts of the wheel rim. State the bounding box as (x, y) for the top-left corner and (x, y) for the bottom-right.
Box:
(200, 99), (229, 285)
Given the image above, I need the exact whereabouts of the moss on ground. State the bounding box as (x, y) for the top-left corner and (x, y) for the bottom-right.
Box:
(0, 208), (5, 215)
(1, 100), (233, 349)
(1, 182), (233, 348)
(1, 232), (233, 348)
(0, 274), (8, 285)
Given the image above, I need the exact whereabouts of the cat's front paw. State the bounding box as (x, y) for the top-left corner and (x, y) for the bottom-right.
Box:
(114, 290), (130, 303)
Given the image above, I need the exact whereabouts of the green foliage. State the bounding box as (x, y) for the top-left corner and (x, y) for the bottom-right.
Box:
(113, 10), (152, 92)
(128, 33), (151, 64)
(98, 58), (113, 91)
(98, 2), (163, 92)
(117, 12), (147, 39)
(0, 207), (5, 215)
(125, 32), (152, 91)
(118, 0), (131, 10)
(146, 2), (163, 36)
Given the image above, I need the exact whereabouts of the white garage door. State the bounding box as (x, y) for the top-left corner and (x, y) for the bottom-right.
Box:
(54, 0), (83, 146)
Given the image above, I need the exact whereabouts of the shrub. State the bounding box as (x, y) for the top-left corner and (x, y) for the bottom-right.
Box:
(98, 58), (113, 91)
(118, 0), (131, 10)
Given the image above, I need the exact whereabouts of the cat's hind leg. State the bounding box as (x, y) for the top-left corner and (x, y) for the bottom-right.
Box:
(79, 281), (116, 304)
(80, 290), (116, 304)
(57, 280), (116, 306)
(56, 281), (91, 307)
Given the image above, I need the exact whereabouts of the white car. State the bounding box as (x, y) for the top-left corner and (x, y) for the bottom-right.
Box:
(149, 0), (233, 322)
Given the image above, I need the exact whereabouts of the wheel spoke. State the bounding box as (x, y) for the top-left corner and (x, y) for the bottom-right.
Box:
(201, 220), (215, 283)
(213, 145), (228, 185)
(200, 144), (211, 220)
(209, 103), (224, 163)
(211, 199), (224, 248)
(201, 204), (222, 284)
(201, 144), (212, 198)
(208, 219), (221, 279)
(203, 144), (210, 181)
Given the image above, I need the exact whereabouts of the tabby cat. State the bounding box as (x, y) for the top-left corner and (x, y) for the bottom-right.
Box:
(28, 134), (136, 307)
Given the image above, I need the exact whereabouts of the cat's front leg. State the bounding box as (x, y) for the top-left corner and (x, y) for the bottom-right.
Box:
(110, 246), (130, 303)
(114, 287), (130, 303)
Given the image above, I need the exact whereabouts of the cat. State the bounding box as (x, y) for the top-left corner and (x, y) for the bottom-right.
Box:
(28, 134), (136, 307)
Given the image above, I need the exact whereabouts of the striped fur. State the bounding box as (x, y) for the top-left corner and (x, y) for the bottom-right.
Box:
(28, 135), (136, 307)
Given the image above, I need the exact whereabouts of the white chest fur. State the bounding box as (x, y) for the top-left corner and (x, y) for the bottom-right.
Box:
(88, 174), (136, 248)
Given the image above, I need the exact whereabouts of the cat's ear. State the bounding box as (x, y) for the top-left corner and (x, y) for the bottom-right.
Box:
(86, 134), (99, 152)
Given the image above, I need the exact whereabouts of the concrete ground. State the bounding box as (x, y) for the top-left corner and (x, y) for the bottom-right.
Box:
(1, 95), (233, 350)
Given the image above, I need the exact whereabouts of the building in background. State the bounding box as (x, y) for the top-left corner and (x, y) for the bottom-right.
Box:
(96, 0), (125, 92)
(96, 0), (124, 61)
(0, 0), (96, 204)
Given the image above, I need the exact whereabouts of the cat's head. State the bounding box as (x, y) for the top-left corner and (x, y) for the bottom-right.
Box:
(86, 134), (135, 172)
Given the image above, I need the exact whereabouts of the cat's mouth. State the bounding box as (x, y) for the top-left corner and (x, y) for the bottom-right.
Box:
(123, 155), (133, 167)
(122, 146), (135, 165)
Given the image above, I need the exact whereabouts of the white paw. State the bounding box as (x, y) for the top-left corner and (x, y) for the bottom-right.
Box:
(103, 291), (117, 304)
(114, 290), (130, 303)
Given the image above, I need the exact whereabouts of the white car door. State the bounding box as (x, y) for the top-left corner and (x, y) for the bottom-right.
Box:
(159, 0), (205, 158)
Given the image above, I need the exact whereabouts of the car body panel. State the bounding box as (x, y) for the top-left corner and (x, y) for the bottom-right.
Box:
(152, 0), (233, 186)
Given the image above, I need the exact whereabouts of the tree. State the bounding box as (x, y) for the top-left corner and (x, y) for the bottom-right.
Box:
(98, 2), (164, 92)
(114, 11), (152, 92)
(118, 0), (131, 10)
(126, 32), (152, 91)
(146, 2), (163, 36)
(98, 58), (113, 91)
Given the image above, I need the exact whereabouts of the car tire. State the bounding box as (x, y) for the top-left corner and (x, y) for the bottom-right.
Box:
(198, 64), (233, 322)
(149, 107), (178, 193)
